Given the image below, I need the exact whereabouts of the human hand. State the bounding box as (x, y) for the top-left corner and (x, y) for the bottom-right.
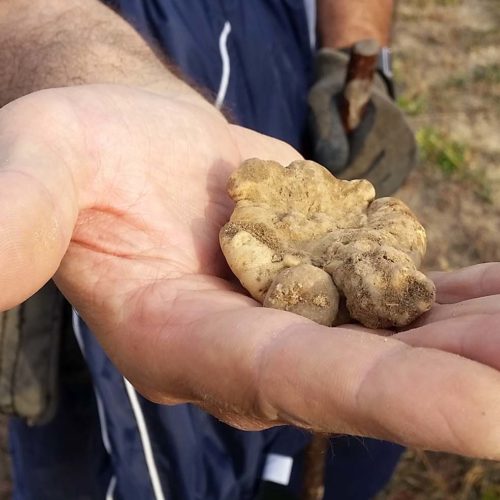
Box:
(1, 85), (500, 459)
(308, 47), (417, 197)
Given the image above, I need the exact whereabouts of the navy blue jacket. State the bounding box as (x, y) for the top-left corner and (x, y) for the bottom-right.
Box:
(105, 0), (314, 148)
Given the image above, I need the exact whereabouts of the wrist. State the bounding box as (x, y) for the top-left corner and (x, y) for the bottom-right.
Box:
(317, 0), (394, 49)
(322, 30), (388, 51)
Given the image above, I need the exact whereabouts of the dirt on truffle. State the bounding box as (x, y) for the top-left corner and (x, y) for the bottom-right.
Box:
(222, 159), (434, 329)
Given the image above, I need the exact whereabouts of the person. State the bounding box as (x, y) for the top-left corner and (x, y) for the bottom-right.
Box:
(1, 1), (500, 499)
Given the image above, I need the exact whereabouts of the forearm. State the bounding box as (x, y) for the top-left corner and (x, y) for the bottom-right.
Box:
(0, 0), (207, 107)
(317, 0), (394, 48)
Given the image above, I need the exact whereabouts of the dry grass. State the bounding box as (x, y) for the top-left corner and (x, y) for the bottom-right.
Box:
(378, 451), (500, 500)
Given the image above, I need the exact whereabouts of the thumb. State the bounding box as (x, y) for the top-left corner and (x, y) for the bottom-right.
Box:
(0, 97), (80, 309)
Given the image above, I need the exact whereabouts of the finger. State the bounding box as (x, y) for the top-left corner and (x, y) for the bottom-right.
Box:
(409, 294), (500, 328)
(395, 312), (500, 373)
(229, 125), (303, 165)
(255, 319), (500, 459)
(430, 263), (500, 304)
(105, 281), (500, 460)
(0, 95), (81, 308)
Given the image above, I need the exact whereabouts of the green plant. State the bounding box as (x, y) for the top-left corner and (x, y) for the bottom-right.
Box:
(416, 126), (467, 174)
(481, 487), (500, 500)
(416, 126), (493, 203)
(397, 95), (427, 116)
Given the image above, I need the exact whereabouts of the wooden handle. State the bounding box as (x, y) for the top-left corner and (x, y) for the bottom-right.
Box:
(341, 39), (380, 133)
(301, 434), (329, 500)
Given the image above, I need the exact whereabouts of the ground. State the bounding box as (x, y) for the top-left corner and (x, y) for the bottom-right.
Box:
(1, 0), (499, 498)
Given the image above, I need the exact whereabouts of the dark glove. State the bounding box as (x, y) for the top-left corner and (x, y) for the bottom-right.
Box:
(308, 47), (418, 197)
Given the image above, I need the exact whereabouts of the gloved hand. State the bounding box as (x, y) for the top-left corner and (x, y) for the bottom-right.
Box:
(308, 47), (418, 197)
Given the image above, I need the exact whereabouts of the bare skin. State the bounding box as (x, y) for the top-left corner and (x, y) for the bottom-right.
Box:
(0, 0), (210, 107)
(317, 0), (394, 48)
(1, 85), (500, 459)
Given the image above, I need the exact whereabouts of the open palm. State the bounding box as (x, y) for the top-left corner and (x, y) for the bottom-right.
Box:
(1, 84), (500, 459)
